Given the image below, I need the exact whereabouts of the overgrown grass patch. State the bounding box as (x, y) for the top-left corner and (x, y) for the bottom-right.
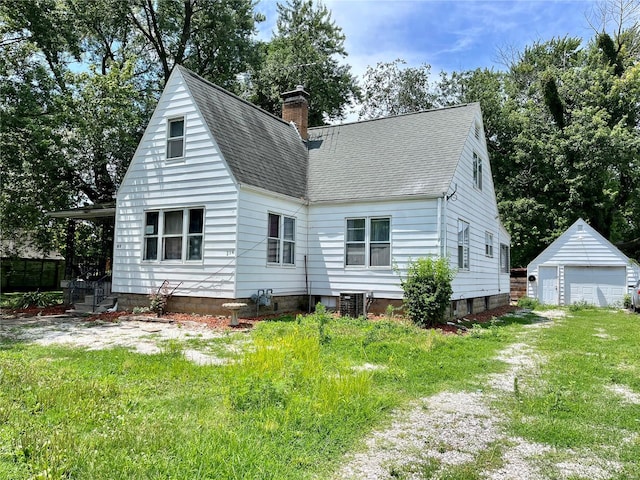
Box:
(0, 313), (528, 479)
(501, 309), (640, 478)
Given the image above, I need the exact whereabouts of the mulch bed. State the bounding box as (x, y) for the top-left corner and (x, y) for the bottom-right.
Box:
(3, 304), (520, 335)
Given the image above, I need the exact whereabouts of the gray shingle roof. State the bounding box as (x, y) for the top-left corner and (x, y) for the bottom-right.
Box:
(307, 104), (479, 202)
(179, 66), (308, 199)
(178, 66), (478, 204)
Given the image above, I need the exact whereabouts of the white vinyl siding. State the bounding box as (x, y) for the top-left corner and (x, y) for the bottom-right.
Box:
(308, 199), (438, 299)
(113, 68), (238, 298)
(235, 189), (307, 298)
(445, 109), (510, 300)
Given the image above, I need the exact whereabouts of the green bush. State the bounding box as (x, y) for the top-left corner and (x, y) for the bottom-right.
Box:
(517, 296), (540, 309)
(9, 291), (62, 309)
(400, 257), (454, 327)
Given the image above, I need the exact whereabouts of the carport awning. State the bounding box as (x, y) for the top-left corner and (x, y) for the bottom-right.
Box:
(48, 203), (115, 220)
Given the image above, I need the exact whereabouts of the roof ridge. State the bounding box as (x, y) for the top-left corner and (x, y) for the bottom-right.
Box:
(309, 102), (479, 131)
(176, 65), (294, 129)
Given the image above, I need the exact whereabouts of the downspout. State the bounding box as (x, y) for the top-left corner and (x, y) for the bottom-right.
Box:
(441, 193), (448, 258)
(436, 197), (442, 257)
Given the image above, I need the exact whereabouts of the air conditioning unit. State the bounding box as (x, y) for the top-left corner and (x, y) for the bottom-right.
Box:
(339, 292), (365, 318)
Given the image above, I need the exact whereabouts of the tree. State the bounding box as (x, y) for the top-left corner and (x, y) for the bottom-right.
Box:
(126, 0), (263, 87)
(0, 0), (263, 270)
(248, 0), (359, 125)
(358, 59), (436, 120)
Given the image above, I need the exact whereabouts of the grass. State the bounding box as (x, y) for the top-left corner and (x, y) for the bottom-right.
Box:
(499, 308), (640, 479)
(0, 312), (523, 479)
(1, 307), (639, 479)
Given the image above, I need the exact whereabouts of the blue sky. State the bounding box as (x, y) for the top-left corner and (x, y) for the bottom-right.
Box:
(255, 0), (599, 77)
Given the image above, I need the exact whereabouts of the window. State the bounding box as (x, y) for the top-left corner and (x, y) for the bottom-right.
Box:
(485, 231), (494, 257)
(346, 217), (390, 267)
(500, 243), (510, 273)
(458, 219), (470, 270)
(473, 152), (483, 190)
(267, 213), (295, 265)
(142, 208), (203, 261)
(143, 212), (159, 260)
(167, 117), (185, 159)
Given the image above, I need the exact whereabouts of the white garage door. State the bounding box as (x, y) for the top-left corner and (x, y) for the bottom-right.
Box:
(564, 266), (626, 307)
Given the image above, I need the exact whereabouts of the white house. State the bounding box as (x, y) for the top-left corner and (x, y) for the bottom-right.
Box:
(112, 66), (511, 317)
(527, 218), (640, 307)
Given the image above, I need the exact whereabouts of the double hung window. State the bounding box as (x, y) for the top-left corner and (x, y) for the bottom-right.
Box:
(485, 231), (494, 257)
(268, 213), (295, 265)
(473, 152), (483, 190)
(143, 208), (204, 262)
(346, 217), (390, 267)
(500, 243), (510, 273)
(458, 219), (470, 270)
(167, 117), (185, 159)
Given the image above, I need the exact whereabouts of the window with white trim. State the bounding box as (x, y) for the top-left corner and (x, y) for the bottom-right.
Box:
(458, 219), (470, 270)
(167, 117), (185, 159)
(142, 208), (203, 262)
(485, 231), (494, 257)
(346, 217), (391, 267)
(267, 213), (295, 265)
(473, 152), (483, 190)
(500, 243), (510, 273)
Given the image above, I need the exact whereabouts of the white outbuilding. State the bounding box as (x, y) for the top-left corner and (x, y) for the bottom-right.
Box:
(527, 218), (640, 307)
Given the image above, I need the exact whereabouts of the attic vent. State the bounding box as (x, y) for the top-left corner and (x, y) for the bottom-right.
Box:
(340, 292), (365, 318)
(474, 121), (481, 140)
(577, 224), (584, 232)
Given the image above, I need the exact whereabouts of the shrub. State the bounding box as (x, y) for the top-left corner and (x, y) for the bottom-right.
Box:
(517, 296), (540, 310)
(9, 291), (62, 310)
(400, 257), (454, 327)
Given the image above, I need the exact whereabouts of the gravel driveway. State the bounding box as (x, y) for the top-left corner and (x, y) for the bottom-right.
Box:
(0, 310), (630, 479)
(0, 314), (239, 365)
(334, 310), (626, 480)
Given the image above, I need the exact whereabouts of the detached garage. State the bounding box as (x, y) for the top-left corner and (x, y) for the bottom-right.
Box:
(527, 219), (639, 307)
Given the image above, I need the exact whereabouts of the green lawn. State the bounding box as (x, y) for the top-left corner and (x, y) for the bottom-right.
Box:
(0, 307), (638, 479)
(500, 308), (640, 479)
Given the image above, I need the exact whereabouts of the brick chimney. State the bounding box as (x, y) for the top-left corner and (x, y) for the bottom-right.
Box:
(281, 85), (309, 140)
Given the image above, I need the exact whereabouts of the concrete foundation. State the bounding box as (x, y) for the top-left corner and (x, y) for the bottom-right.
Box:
(115, 291), (510, 320)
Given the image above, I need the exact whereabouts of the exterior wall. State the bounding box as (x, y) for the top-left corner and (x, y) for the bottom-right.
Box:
(117, 292), (307, 317)
(235, 188), (309, 298)
(307, 198), (441, 300)
(445, 110), (511, 301)
(113, 69), (239, 299)
(526, 220), (640, 304)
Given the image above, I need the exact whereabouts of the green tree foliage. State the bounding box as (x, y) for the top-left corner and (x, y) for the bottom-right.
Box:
(401, 257), (454, 328)
(247, 0), (359, 125)
(358, 59), (435, 120)
(358, 23), (640, 265)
